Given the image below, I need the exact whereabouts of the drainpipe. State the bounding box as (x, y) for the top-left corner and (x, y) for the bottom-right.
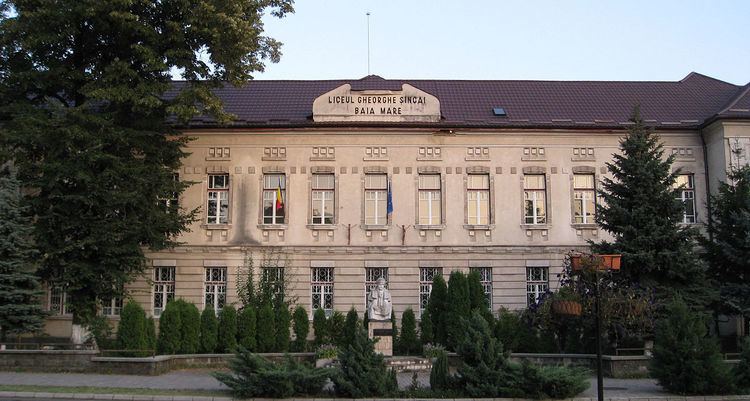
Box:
(700, 130), (713, 241)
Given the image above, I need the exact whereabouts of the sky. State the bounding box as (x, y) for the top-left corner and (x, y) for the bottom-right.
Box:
(254, 0), (750, 85)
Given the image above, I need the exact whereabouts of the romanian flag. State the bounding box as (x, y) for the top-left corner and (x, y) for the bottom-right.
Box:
(276, 187), (284, 210)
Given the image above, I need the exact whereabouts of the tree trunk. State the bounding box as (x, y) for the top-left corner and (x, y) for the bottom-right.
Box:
(70, 324), (89, 346)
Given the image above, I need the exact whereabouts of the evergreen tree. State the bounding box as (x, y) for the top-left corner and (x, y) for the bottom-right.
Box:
(430, 352), (451, 390)
(117, 301), (146, 356)
(328, 311), (346, 347)
(0, 166), (45, 341)
(494, 308), (523, 353)
(256, 303), (276, 352)
(0, 0), (293, 328)
(312, 308), (328, 347)
(650, 297), (735, 395)
(144, 317), (156, 353)
(736, 337), (750, 392)
(702, 162), (750, 320)
(217, 305), (238, 353)
(593, 107), (714, 310)
(157, 300), (182, 355)
(332, 323), (398, 397)
(275, 306), (291, 352)
(200, 307), (218, 353)
(390, 310), (399, 352)
(342, 308), (359, 350)
(427, 274), (449, 346)
(419, 310), (434, 345)
(467, 270), (487, 312)
(446, 271), (470, 350)
(399, 308), (420, 356)
(292, 306), (310, 352)
(237, 307), (257, 351)
(179, 301), (201, 354)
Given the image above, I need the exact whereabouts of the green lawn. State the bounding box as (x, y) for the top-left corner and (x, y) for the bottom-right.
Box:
(0, 384), (230, 397)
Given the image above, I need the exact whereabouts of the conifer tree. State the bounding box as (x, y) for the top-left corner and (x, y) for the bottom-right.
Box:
(312, 308), (328, 347)
(650, 297), (735, 395)
(275, 306), (291, 352)
(342, 308), (359, 350)
(145, 317), (156, 353)
(702, 160), (750, 320)
(467, 270), (487, 312)
(592, 107), (714, 310)
(0, 166), (45, 341)
(446, 271), (470, 350)
(200, 307), (218, 353)
(736, 337), (750, 392)
(390, 310), (399, 352)
(332, 323), (398, 397)
(399, 308), (420, 355)
(157, 300), (182, 355)
(427, 274), (449, 346)
(0, 0), (294, 329)
(328, 311), (346, 346)
(117, 301), (146, 355)
(292, 306), (309, 352)
(179, 301), (201, 354)
(217, 305), (238, 353)
(237, 307), (257, 351)
(419, 310), (434, 345)
(256, 303), (276, 352)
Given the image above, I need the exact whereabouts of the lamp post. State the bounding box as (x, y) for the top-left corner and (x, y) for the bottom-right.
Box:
(571, 254), (621, 401)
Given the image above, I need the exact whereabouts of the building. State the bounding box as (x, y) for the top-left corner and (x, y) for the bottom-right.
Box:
(42, 73), (750, 338)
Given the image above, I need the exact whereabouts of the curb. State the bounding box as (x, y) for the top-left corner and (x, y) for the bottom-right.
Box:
(0, 393), (749, 401)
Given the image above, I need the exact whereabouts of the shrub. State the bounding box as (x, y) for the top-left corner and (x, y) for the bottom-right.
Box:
(200, 306), (218, 353)
(275, 306), (291, 352)
(446, 271), (470, 350)
(117, 301), (146, 355)
(430, 352), (450, 390)
(292, 306), (309, 352)
(519, 362), (590, 399)
(494, 307), (523, 353)
(427, 274), (449, 345)
(332, 323), (398, 397)
(650, 297), (735, 395)
(217, 305), (238, 353)
(399, 308), (420, 355)
(467, 270), (488, 313)
(256, 303), (276, 352)
(736, 337), (750, 392)
(342, 308), (358, 350)
(312, 308), (328, 347)
(328, 311), (346, 347)
(315, 343), (338, 359)
(144, 317), (156, 353)
(157, 300), (182, 355)
(419, 311), (434, 345)
(237, 307), (257, 351)
(88, 316), (115, 350)
(423, 343), (446, 358)
(179, 301), (201, 354)
(390, 310), (399, 351)
(214, 347), (330, 398)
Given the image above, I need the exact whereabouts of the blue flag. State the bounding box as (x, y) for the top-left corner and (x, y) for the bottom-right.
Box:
(386, 180), (393, 215)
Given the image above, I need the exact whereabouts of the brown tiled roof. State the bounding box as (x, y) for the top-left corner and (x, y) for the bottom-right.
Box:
(168, 72), (749, 130)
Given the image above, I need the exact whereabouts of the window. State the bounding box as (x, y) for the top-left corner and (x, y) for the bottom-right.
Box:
(524, 174), (547, 224)
(311, 267), (334, 315)
(263, 174), (286, 224)
(159, 173), (180, 211)
(207, 174), (229, 224)
(419, 267), (442, 316)
(204, 267), (227, 314)
(153, 267), (175, 317)
(467, 174), (490, 225)
(471, 267), (493, 308)
(261, 266), (284, 297)
(48, 285), (69, 315)
(311, 174), (335, 225)
(364, 174), (388, 225)
(365, 266), (389, 309)
(418, 174), (442, 225)
(526, 267), (549, 305)
(101, 297), (123, 317)
(675, 174), (696, 223)
(573, 174), (596, 224)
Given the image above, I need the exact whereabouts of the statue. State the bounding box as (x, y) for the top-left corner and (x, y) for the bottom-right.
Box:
(367, 277), (392, 321)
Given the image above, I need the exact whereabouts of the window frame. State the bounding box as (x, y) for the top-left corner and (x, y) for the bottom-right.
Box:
(311, 266), (334, 316)
(262, 173), (287, 225)
(466, 173), (491, 226)
(153, 266), (175, 317)
(204, 266), (227, 315)
(363, 173), (389, 227)
(572, 173), (597, 225)
(101, 296), (124, 317)
(310, 173), (336, 225)
(470, 266), (493, 309)
(674, 173), (696, 224)
(523, 173), (548, 225)
(526, 266), (549, 306)
(47, 285), (70, 316)
(417, 173), (443, 227)
(206, 174), (229, 225)
(419, 266), (442, 317)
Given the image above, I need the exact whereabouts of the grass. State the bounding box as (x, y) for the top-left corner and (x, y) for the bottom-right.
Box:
(0, 384), (230, 397)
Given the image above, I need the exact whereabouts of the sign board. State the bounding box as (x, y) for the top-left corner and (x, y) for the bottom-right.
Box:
(372, 328), (393, 336)
(313, 84), (441, 122)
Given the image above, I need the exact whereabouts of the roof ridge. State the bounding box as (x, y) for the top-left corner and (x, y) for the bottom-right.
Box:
(680, 71), (737, 86)
(716, 82), (750, 115)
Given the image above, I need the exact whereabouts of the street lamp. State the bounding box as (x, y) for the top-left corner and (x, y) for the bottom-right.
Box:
(570, 253), (621, 401)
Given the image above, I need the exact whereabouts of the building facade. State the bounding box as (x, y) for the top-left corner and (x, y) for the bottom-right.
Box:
(42, 73), (750, 337)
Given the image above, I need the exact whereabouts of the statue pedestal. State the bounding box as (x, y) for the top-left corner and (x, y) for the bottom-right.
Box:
(368, 320), (393, 356)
